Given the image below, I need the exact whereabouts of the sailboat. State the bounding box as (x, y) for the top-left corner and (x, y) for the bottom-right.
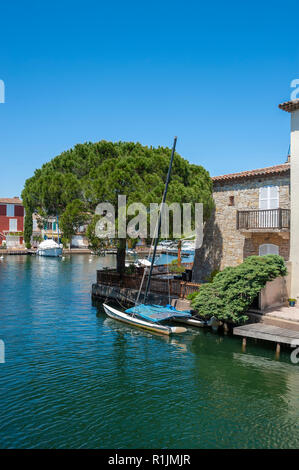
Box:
(37, 215), (62, 257)
(103, 136), (191, 335)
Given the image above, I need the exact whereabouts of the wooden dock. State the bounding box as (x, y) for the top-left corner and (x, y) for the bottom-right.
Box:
(233, 323), (299, 354)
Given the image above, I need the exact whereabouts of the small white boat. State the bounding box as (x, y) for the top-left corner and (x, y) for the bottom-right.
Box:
(174, 316), (206, 327)
(134, 258), (152, 267)
(174, 315), (222, 330)
(37, 239), (63, 257)
(103, 304), (187, 335)
(127, 249), (136, 255)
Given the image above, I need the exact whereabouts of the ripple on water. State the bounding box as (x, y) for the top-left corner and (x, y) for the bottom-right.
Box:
(0, 255), (299, 448)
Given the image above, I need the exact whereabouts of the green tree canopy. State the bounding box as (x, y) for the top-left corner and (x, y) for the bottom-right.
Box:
(60, 199), (90, 247)
(22, 140), (214, 271)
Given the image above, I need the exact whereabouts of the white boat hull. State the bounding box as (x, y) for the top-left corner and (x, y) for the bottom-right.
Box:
(174, 316), (206, 327)
(103, 304), (187, 335)
(37, 247), (63, 257)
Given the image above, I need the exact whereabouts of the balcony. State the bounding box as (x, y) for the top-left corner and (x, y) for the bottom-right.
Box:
(237, 208), (290, 231)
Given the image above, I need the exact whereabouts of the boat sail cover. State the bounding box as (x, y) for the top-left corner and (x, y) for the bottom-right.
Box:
(125, 304), (191, 323)
(38, 239), (60, 250)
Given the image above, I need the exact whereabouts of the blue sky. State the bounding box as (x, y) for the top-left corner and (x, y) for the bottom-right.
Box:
(0, 0), (298, 197)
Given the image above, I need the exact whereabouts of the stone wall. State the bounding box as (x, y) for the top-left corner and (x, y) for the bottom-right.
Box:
(193, 173), (290, 282)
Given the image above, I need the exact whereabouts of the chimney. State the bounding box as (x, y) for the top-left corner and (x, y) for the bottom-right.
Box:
(279, 99), (299, 299)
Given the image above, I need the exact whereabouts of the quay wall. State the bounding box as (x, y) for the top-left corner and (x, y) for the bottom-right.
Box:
(92, 283), (178, 306)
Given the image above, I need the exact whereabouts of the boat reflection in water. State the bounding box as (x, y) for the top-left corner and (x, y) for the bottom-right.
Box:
(103, 317), (189, 352)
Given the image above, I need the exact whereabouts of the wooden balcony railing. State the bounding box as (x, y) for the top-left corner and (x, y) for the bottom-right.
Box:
(237, 208), (290, 230)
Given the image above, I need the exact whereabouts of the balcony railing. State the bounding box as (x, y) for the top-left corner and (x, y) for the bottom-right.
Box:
(237, 208), (290, 230)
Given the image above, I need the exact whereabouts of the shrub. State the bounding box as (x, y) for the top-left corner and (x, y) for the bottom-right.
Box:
(191, 255), (287, 324)
(124, 264), (136, 275)
(169, 259), (186, 274)
(186, 291), (198, 301)
(204, 269), (220, 283)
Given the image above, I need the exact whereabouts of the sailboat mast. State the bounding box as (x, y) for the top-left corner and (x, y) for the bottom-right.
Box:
(143, 136), (177, 304)
(57, 214), (60, 244)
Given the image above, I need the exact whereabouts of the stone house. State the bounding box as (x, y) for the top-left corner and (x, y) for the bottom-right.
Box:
(193, 162), (290, 282)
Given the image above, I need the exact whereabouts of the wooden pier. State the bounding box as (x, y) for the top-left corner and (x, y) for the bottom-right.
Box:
(233, 322), (299, 355)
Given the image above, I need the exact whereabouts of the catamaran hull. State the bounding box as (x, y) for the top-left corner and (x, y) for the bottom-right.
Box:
(103, 304), (186, 335)
(174, 316), (206, 327)
(37, 248), (63, 257)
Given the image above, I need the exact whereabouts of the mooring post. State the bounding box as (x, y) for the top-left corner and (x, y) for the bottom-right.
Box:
(275, 343), (281, 359)
(242, 337), (246, 352)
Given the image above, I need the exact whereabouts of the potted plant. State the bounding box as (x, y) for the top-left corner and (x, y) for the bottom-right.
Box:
(288, 298), (297, 307)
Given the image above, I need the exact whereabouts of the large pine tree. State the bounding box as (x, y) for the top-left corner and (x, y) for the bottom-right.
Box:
(22, 140), (214, 272)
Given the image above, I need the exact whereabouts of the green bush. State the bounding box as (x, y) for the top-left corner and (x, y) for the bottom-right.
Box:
(204, 269), (220, 283)
(124, 264), (136, 275)
(186, 291), (198, 301)
(61, 237), (69, 248)
(191, 255), (287, 324)
(169, 259), (186, 274)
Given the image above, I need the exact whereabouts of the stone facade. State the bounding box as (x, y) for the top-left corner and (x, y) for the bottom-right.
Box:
(193, 171), (290, 282)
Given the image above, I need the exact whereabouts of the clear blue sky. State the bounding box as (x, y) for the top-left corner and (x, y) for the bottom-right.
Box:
(0, 0), (298, 197)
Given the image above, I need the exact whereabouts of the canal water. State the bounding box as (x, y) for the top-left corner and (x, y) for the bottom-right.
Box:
(0, 255), (299, 449)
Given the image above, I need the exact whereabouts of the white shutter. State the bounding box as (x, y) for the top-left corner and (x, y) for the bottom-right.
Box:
(259, 186), (279, 210)
(259, 187), (269, 210)
(259, 186), (279, 227)
(259, 244), (279, 256)
(269, 186), (279, 209)
(9, 219), (17, 231)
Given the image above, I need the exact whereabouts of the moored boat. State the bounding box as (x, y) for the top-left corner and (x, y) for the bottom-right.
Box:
(103, 303), (187, 335)
(37, 239), (63, 257)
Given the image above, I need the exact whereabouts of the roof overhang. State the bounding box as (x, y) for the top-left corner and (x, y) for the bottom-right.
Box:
(279, 99), (299, 113)
(212, 163), (290, 183)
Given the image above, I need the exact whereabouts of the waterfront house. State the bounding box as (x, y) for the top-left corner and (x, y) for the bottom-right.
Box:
(32, 213), (88, 248)
(193, 162), (290, 283)
(193, 98), (299, 303)
(0, 197), (24, 247)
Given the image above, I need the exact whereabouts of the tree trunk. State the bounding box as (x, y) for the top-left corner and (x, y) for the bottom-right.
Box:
(177, 240), (181, 267)
(116, 238), (126, 274)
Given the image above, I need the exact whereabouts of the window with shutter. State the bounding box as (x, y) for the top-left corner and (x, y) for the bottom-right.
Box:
(259, 186), (279, 227)
(6, 204), (14, 217)
(259, 244), (279, 256)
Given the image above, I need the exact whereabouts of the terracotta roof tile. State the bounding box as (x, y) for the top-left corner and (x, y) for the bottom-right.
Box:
(212, 163), (290, 182)
(279, 99), (299, 112)
(0, 197), (23, 204)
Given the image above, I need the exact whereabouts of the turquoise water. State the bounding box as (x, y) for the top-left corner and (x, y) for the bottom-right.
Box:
(0, 254), (299, 449)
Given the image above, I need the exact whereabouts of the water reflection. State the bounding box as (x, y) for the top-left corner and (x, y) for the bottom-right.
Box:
(1, 255), (299, 449)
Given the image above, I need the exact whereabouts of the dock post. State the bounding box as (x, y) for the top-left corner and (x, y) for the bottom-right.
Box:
(275, 343), (281, 359)
(242, 337), (246, 352)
